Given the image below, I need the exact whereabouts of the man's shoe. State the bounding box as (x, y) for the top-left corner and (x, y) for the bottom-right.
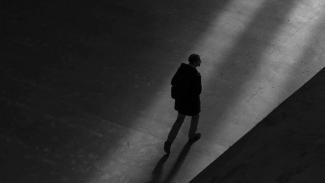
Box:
(164, 141), (171, 154)
(189, 133), (201, 143)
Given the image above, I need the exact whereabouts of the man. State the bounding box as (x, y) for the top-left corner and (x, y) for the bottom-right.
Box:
(164, 53), (202, 154)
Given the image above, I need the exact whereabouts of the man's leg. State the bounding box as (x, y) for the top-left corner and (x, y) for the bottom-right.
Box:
(188, 114), (201, 142)
(164, 113), (186, 154)
(166, 113), (186, 143)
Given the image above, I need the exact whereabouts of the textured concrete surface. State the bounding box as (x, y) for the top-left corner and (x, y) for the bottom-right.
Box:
(191, 68), (325, 183)
(1, 0), (325, 183)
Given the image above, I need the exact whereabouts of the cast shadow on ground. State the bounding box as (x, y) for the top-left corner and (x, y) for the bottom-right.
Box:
(148, 140), (197, 183)
(148, 154), (169, 183)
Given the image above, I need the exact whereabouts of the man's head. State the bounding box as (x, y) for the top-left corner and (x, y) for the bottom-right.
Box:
(188, 54), (201, 67)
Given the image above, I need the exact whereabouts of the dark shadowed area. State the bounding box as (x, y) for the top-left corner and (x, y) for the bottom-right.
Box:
(1, 0), (231, 182)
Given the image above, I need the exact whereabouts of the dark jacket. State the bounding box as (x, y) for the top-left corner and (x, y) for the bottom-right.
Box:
(171, 63), (202, 116)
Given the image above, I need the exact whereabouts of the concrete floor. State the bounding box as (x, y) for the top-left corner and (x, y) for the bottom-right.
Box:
(191, 68), (325, 183)
(1, 0), (325, 183)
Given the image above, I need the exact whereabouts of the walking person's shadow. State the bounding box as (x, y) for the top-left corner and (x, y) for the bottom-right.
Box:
(148, 154), (169, 183)
(162, 140), (196, 183)
(148, 140), (197, 183)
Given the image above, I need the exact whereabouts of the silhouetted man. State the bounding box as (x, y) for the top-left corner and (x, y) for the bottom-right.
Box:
(164, 54), (202, 154)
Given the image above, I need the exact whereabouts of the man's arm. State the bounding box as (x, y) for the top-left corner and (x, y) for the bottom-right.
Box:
(191, 74), (202, 96)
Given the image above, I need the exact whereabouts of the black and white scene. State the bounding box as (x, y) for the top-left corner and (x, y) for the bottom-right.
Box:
(2, 0), (325, 182)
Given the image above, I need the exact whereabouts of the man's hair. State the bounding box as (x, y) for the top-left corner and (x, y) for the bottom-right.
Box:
(188, 54), (200, 64)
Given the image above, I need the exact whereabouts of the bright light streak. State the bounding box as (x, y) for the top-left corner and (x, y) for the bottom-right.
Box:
(226, 0), (325, 133)
(188, 0), (325, 179)
(196, 0), (268, 79)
